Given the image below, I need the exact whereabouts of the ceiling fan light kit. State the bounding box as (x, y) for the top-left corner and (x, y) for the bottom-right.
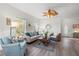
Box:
(43, 9), (58, 18)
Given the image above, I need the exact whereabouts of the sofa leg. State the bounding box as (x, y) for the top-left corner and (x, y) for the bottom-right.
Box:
(24, 53), (26, 56)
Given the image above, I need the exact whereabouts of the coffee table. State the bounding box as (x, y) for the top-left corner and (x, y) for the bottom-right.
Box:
(37, 35), (49, 46)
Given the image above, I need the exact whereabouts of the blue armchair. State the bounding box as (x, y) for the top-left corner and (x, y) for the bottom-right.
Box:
(0, 37), (27, 56)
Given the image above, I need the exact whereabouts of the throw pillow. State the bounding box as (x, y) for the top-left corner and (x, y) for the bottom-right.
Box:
(0, 38), (4, 45)
(25, 32), (32, 37)
(1, 37), (12, 44)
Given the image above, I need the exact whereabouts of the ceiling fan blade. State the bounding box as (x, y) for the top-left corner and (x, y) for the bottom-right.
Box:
(42, 9), (58, 17)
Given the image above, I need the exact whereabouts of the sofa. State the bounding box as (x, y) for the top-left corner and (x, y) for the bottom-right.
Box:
(0, 37), (27, 56)
(25, 32), (41, 43)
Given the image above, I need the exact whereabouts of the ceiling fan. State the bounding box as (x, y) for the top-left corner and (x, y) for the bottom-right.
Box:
(43, 9), (58, 18)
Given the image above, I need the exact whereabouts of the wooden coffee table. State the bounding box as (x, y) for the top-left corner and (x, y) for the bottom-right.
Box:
(38, 36), (49, 46)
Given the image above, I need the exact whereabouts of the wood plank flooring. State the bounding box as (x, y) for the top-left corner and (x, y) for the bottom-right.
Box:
(26, 37), (79, 56)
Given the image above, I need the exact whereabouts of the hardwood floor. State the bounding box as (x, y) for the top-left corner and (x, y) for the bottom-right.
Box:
(26, 37), (79, 56)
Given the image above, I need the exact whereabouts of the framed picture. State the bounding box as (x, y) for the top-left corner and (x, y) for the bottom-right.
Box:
(73, 24), (79, 28)
(6, 17), (11, 26)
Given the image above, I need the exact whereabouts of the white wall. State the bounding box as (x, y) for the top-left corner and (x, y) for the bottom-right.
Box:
(0, 4), (40, 37)
(0, 4), (24, 36)
(26, 16), (61, 35)
(8, 3), (79, 36)
(1, 4), (79, 37)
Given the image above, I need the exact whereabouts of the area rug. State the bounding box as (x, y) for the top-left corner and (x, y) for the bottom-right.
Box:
(32, 40), (56, 51)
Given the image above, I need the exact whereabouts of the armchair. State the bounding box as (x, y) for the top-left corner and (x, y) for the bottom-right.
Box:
(48, 33), (61, 48)
(2, 40), (27, 56)
(49, 33), (61, 42)
(0, 37), (27, 56)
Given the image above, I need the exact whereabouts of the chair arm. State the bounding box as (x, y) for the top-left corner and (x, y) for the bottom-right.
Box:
(19, 40), (27, 55)
(1, 43), (21, 56)
(25, 36), (31, 41)
(19, 40), (26, 48)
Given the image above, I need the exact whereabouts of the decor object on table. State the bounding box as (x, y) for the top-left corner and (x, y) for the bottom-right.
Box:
(44, 24), (51, 37)
(44, 31), (48, 38)
(43, 9), (58, 18)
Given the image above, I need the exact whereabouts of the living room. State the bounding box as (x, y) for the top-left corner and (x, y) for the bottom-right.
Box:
(0, 3), (79, 56)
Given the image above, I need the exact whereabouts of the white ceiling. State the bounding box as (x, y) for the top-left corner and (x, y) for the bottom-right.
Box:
(8, 3), (79, 19)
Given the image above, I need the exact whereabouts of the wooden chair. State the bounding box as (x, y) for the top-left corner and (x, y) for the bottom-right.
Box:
(56, 33), (61, 42)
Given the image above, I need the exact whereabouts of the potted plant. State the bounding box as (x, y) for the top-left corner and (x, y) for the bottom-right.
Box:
(44, 31), (48, 38)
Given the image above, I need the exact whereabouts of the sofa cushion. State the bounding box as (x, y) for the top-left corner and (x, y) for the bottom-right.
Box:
(49, 37), (56, 41)
(25, 32), (32, 37)
(37, 32), (39, 35)
(0, 38), (4, 45)
(2, 37), (12, 44)
(50, 33), (54, 36)
(32, 32), (37, 36)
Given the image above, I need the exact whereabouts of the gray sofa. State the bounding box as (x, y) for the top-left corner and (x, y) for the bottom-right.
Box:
(25, 32), (41, 43)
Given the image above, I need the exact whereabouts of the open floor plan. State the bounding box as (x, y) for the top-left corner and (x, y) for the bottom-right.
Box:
(0, 3), (79, 56)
